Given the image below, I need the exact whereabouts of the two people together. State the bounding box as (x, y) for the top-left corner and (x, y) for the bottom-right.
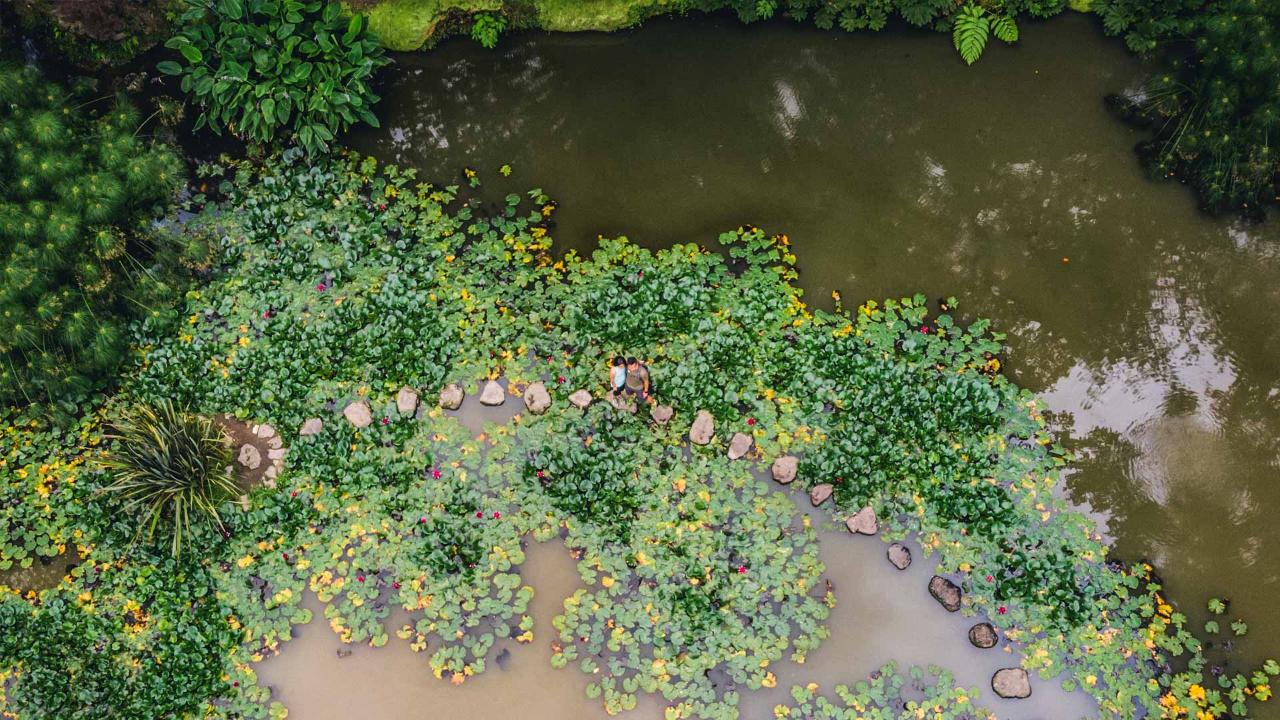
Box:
(609, 356), (654, 406)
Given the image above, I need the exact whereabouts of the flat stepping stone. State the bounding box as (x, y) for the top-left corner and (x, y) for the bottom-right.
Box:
(343, 401), (373, 428)
(928, 576), (962, 612)
(299, 418), (323, 437)
(650, 404), (673, 425)
(969, 622), (998, 649)
(809, 483), (833, 506)
(992, 668), (1031, 699)
(607, 391), (636, 413)
(237, 444), (262, 470)
(886, 542), (911, 570)
(845, 505), (877, 535)
(396, 387), (419, 414)
(771, 455), (798, 484)
(479, 381), (506, 406)
(689, 410), (714, 445)
(254, 423), (276, 439)
(568, 390), (593, 409)
(524, 382), (551, 414)
(727, 432), (753, 460)
(439, 383), (464, 410)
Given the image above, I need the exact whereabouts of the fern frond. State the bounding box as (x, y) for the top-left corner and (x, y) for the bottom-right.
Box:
(992, 15), (1019, 44)
(953, 5), (990, 66)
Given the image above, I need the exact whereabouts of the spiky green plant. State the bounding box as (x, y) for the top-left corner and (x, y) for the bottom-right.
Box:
(100, 401), (236, 557)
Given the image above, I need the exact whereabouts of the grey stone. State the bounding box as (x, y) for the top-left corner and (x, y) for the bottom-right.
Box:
(396, 387), (419, 414)
(267, 435), (283, 449)
(650, 405), (674, 425)
(969, 622), (998, 649)
(267, 447), (286, 461)
(439, 383), (464, 410)
(887, 542), (912, 570)
(809, 483), (833, 506)
(771, 455), (798, 484)
(607, 391), (636, 414)
(929, 576), (963, 612)
(237, 444), (262, 470)
(524, 382), (551, 414)
(299, 418), (323, 437)
(991, 668), (1031, 699)
(689, 410), (715, 445)
(343, 401), (373, 428)
(727, 432), (753, 460)
(568, 390), (593, 409)
(255, 423), (276, 439)
(264, 465), (280, 480)
(845, 506), (878, 535)
(479, 381), (506, 406)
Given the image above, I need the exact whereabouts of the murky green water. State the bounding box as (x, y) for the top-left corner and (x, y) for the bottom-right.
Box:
(342, 11), (1280, 717)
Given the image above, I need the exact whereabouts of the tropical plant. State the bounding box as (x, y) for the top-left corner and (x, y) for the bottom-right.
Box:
(99, 400), (236, 557)
(470, 11), (506, 49)
(0, 64), (184, 413)
(11, 0), (175, 65)
(159, 0), (388, 155)
(952, 4), (1019, 65)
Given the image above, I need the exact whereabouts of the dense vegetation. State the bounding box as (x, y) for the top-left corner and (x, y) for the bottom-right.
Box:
(0, 65), (185, 412)
(1, 154), (1274, 719)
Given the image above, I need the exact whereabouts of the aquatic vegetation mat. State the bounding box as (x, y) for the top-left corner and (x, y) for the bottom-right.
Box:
(0, 152), (1275, 720)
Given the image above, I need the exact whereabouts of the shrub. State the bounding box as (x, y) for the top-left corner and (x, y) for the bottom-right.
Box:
(99, 400), (236, 557)
(0, 64), (183, 412)
(159, 0), (388, 155)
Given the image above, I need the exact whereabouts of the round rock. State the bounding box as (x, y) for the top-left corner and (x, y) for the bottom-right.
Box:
(991, 668), (1031, 699)
(886, 542), (912, 570)
(439, 383), (464, 410)
(770, 455), (798, 484)
(299, 418), (323, 437)
(689, 410), (715, 445)
(809, 483), (833, 506)
(237, 444), (262, 470)
(969, 622), (998, 649)
(396, 386), (419, 414)
(479, 381), (506, 406)
(568, 389), (593, 409)
(727, 432), (753, 460)
(928, 575), (962, 612)
(523, 382), (552, 414)
(342, 400), (373, 428)
(844, 506), (878, 535)
(650, 404), (674, 425)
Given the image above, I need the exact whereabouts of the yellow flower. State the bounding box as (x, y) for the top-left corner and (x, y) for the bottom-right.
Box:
(1188, 684), (1206, 702)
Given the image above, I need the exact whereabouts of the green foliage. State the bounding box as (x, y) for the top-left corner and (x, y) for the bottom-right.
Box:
(12, 0), (175, 65)
(99, 400), (237, 557)
(0, 65), (184, 412)
(952, 5), (989, 65)
(1096, 0), (1280, 213)
(778, 663), (986, 719)
(470, 11), (507, 48)
(160, 0), (388, 155)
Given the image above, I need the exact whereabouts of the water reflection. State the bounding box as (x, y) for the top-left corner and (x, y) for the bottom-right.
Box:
(350, 11), (1280, 715)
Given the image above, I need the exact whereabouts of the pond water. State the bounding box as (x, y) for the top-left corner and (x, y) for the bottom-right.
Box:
(267, 10), (1280, 718)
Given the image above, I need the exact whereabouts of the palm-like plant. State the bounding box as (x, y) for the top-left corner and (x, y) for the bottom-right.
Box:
(100, 401), (236, 557)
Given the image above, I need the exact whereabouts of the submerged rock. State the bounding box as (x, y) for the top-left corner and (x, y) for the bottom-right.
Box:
(336, 647), (353, 659)
(969, 622), (998, 649)
(495, 647), (511, 671)
(809, 483), (833, 506)
(568, 389), (593, 409)
(299, 418), (323, 437)
(524, 382), (552, 414)
(479, 380), (505, 406)
(727, 432), (753, 460)
(887, 542), (912, 570)
(396, 387), (419, 414)
(845, 506), (877, 535)
(651, 404), (673, 425)
(771, 455), (798, 484)
(689, 410), (715, 445)
(343, 401), (373, 428)
(991, 668), (1031, 698)
(237, 444), (262, 470)
(439, 383), (464, 410)
(928, 576), (962, 612)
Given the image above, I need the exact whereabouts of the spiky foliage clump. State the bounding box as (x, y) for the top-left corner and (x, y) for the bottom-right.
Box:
(0, 64), (184, 411)
(100, 400), (236, 557)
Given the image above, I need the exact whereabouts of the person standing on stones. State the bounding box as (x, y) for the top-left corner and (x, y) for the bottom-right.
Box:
(623, 357), (654, 406)
(610, 356), (627, 395)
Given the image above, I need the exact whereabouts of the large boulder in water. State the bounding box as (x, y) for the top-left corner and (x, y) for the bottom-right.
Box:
(771, 455), (798, 484)
(479, 381), (505, 406)
(727, 432), (753, 460)
(845, 506), (877, 535)
(887, 543), (912, 570)
(991, 668), (1031, 699)
(928, 576), (962, 612)
(439, 383), (464, 410)
(524, 382), (551, 414)
(809, 483), (833, 506)
(969, 622), (998, 649)
(689, 410), (714, 445)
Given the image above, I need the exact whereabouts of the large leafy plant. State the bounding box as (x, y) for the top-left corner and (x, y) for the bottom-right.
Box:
(159, 0), (388, 155)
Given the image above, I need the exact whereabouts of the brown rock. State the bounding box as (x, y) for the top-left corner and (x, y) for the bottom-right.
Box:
(479, 381), (506, 406)
(991, 668), (1031, 699)
(689, 410), (715, 445)
(299, 418), (323, 437)
(771, 455), (798, 484)
(844, 506), (878, 535)
(568, 390), (593, 409)
(727, 432), (753, 460)
(928, 576), (963, 612)
(439, 384), (464, 410)
(343, 401), (373, 428)
(396, 387), (419, 414)
(650, 405), (674, 425)
(809, 483), (833, 506)
(969, 622), (998, 649)
(887, 543), (912, 570)
(237, 444), (262, 470)
(523, 382), (552, 414)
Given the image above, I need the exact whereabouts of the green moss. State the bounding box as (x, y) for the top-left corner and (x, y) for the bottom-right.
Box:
(1067, 0), (1093, 11)
(354, 0), (502, 51)
(533, 0), (653, 31)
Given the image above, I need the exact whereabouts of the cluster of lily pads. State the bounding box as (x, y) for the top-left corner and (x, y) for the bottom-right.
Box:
(1, 150), (1275, 720)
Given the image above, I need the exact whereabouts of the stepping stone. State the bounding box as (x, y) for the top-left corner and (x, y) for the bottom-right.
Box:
(607, 391), (636, 414)
(524, 382), (551, 414)
(267, 447), (286, 461)
(969, 622), (998, 649)
(237, 444), (262, 470)
(264, 465), (280, 480)
(689, 410), (715, 445)
(255, 423), (276, 439)
(299, 418), (323, 437)
(343, 401), (373, 428)
(928, 576), (963, 612)
(809, 483), (833, 506)
(991, 668), (1031, 699)
(267, 435), (283, 449)
(396, 387), (419, 414)
(845, 505), (877, 535)
(479, 381), (505, 406)
(887, 542), (912, 570)
(771, 455), (798, 484)
(568, 390), (593, 409)
(727, 432), (753, 460)
(439, 383), (464, 410)
(650, 405), (674, 425)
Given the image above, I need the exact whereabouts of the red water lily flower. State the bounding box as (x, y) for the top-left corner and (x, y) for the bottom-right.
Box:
(557, 375), (566, 384)
(392, 581), (401, 589)
(357, 575), (365, 582)
(986, 574), (994, 582)
(430, 468), (442, 479)
(997, 605), (1007, 615)
(737, 565), (747, 574)
(536, 470), (545, 479)
(920, 326), (930, 334)
(746, 418), (756, 426)
(419, 517), (427, 523)
(262, 310), (271, 319)
(380, 417), (389, 425)
(316, 282), (327, 292)
(475, 511), (484, 519)
(492, 511), (501, 519)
